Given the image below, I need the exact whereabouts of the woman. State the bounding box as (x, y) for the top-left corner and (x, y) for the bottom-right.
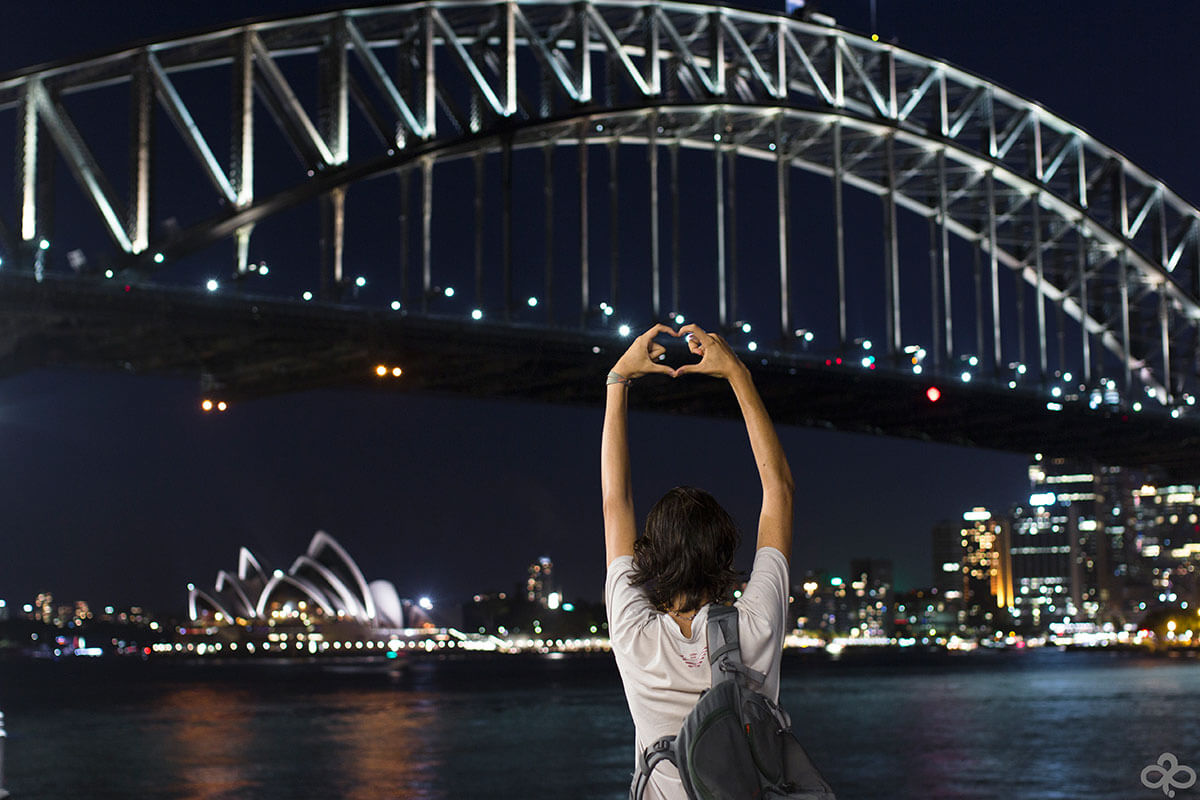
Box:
(602, 323), (794, 799)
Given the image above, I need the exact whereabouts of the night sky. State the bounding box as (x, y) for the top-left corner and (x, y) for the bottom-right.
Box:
(2, 1), (1197, 616)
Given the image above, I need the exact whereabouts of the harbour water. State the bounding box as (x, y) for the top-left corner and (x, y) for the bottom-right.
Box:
(2, 648), (1197, 799)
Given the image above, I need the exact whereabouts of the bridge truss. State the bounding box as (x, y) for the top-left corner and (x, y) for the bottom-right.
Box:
(1, 1), (1199, 470)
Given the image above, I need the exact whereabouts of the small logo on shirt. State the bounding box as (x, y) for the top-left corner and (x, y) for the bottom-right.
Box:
(680, 646), (708, 669)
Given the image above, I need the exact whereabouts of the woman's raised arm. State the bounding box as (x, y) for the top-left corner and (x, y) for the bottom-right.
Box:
(675, 324), (794, 562)
(601, 324), (678, 565)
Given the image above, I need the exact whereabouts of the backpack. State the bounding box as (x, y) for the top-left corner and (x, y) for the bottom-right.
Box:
(630, 604), (837, 800)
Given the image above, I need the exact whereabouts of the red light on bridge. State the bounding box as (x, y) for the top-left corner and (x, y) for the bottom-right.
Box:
(926, 387), (942, 403)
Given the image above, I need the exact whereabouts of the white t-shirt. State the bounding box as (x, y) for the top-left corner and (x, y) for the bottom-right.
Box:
(605, 546), (790, 800)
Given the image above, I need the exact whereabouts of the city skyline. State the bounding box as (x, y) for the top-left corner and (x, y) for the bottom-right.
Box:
(2, 1), (1198, 613)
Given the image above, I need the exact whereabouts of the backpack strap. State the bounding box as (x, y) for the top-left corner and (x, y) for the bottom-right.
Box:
(630, 736), (676, 800)
(706, 604), (767, 690)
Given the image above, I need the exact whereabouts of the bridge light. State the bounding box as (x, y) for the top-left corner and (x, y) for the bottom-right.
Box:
(527, 296), (538, 307)
(618, 324), (631, 337)
(38, 238), (49, 250)
(1132, 401), (1143, 412)
(673, 312), (684, 324)
(926, 387), (941, 402)
(153, 252), (165, 264)
(216, 401), (228, 412)
(375, 365), (388, 377)
(861, 339), (872, 350)
(741, 322), (752, 333)
(418, 596), (433, 611)
(444, 286), (455, 297)
(205, 279), (219, 292)
(912, 364), (923, 375)
(355, 276), (366, 288)
(258, 264), (269, 276)
(960, 371), (972, 383)
(967, 355), (979, 367)
(201, 399), (213, 412)
(713, 133), (722, 142)
(302, 291), (313, 301)
(1062, 372), (1073, 382)
(391, 367), (402, 377)
(748, 341), (758, 352)
(1051, 386), (1062, 398)
(104, 269), (114, 279)
(390, 300), (402, 311)
(471, 308), (483, 320)
(768, 142), (777, 151)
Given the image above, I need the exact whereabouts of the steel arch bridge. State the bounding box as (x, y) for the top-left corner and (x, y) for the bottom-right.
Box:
(2, 1), (1200, 473)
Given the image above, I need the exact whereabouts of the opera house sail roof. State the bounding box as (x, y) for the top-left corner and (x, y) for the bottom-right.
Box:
(188, 532), (405, 629)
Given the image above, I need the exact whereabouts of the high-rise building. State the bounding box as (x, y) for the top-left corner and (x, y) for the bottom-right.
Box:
(848, 558), (893, 637)
(795, 571), (853, 636)
(931, 520), (965, 601)
(958, 508), (1013, 628)
(1011, 457), (1154, 628)
(526, 556), (555, 606)
(35, 591), (53, 625)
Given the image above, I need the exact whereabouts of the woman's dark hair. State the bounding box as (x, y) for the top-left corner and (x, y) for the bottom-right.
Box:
(629, 486), (743, 614)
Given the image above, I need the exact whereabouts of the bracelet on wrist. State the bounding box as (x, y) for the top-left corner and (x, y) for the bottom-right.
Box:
(606, 370), (633, 386)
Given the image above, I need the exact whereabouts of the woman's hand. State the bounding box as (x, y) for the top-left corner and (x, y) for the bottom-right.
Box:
(674, 324), (747, 380)
(611, 323), (680, 379)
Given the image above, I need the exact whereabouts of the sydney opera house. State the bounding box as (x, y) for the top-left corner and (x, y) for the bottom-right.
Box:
(187, 531), (408, 630)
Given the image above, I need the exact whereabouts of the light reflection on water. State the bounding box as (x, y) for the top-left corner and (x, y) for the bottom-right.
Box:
(2, 649), (1198, 799)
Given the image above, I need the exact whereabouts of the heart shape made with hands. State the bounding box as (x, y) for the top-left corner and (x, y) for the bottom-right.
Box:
(619, 324), (735, 378)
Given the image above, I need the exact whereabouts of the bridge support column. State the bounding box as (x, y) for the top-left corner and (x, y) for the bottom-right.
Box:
(1076, 235), (1091, 385)
(578, 121), (590, 329)
(670, 140), (680, 320)
(399, 169), (410, 308)
(1119, 252), (1132, 393)
(727, 144), (739, 333)
(648, 112), (660, 321)
(937, 148), (952, 369)
(234, 223), (254, 279)
(543, 143), (554, 322)
(320, 188), (345, 299)
(1033, 198), (1049, 379)
(882, 134), (900, 360)
(986, 171), (1002, 376)
(609, 138), (619, 312)
(833, 120), (846, 350)
(778, 115), (793, 344)
(421, 157), (433, 314)
(714, 114), (727, 330)
(502, 133), (513, 321)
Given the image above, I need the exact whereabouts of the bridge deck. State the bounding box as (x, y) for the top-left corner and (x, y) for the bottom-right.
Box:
(4, 272), (1200, 481)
